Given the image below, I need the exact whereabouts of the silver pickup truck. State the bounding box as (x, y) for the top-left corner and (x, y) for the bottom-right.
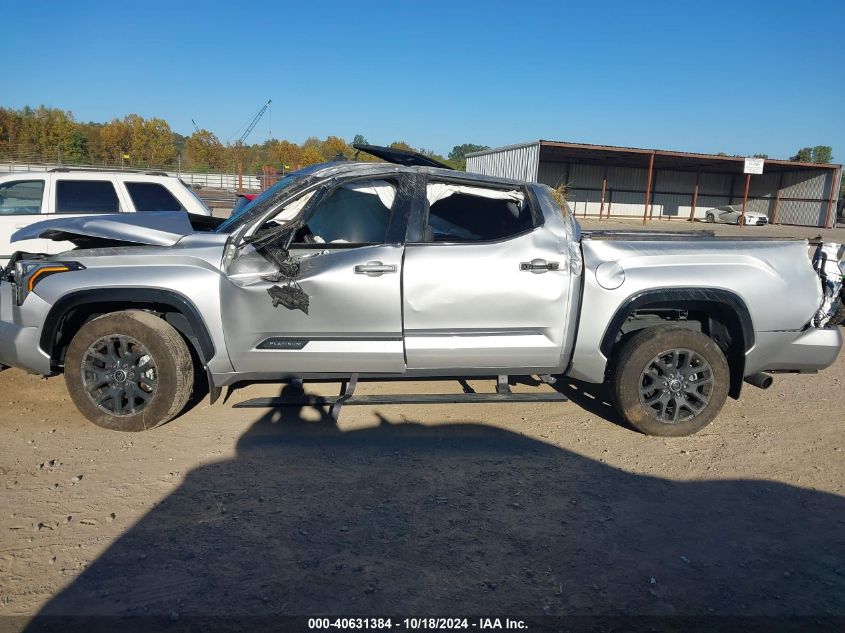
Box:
(1, 151), (842, 436)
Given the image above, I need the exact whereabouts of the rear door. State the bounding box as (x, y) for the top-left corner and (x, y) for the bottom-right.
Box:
(121, 180), (185, 213)
(46, 176), (126, 254)
(0, 177), (49, 262)
(402, 179), (571, 371)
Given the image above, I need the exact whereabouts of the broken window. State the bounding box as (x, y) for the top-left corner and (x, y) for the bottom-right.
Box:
(293, 179), (396, 245)
(424, 182), (533, 242)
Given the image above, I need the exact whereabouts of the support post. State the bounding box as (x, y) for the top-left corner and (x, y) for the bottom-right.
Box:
(649, 168), (658, 220)
(642, 152), (655, 225)
(688, 173), (699, 222)
(823, 166), (841, 229)
(771, 172), (784, 225)
(740, 173), (751, 226)
(598, 168), (607, 221)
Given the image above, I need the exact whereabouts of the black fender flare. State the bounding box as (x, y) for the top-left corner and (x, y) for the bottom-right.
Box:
(40, 288), (215, 368)
(600, 288), (755, 398)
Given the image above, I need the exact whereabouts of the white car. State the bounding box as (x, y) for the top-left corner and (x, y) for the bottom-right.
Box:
(0, 169), (211, 264)
(704, 204), (769, 226)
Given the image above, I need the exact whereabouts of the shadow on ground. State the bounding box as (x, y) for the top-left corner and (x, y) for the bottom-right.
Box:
(29, 391), (845, 620)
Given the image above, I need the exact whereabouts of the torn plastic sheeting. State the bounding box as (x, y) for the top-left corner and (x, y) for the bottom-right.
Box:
(426, 183), (524, 206)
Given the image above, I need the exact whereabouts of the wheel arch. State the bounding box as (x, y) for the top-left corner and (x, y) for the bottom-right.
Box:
(600, 288), (755, 399)
(40, 288), (215, 372)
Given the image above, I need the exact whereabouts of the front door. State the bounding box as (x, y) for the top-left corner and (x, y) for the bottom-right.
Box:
(220, 176), (408, 374)
(0, 177), (48, 263)
(402, 179), (571, 371)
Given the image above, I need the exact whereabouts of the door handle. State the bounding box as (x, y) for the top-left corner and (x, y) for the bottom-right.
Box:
(354, 261), (397, 276)
(520, 259), (560, 273)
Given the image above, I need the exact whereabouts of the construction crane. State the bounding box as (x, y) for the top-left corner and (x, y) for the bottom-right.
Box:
(237, 99), (271, 145)
(233, 99), (272, 194)
(191, 119), (201, 134)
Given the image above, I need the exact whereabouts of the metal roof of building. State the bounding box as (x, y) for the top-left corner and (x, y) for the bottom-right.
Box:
(468, 140), (840, 174)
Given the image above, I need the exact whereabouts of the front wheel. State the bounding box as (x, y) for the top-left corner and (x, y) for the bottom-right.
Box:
(705, 213), (715, 223)
(64, 310), (194, 431)
(610, 326), (729, 436)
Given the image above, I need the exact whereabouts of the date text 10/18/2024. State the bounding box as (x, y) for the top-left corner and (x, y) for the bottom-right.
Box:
(308, 618), (528, 630)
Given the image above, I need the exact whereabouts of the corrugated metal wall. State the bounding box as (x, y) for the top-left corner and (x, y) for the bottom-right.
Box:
(466, 143), (540, 182)
(534, 162), (837, 226)
(468, 143), (839, 227)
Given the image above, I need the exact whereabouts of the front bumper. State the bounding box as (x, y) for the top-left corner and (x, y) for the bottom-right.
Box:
(0, 282), (52, 375)
(745, 327), (843, 375)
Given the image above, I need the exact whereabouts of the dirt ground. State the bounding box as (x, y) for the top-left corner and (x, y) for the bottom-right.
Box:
(1, 219), (844, 627)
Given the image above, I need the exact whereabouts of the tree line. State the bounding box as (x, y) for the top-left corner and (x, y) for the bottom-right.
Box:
(0, 105), (489, 173)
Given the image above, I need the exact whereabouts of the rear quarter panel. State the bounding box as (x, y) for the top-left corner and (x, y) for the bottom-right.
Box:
(568, 238), (821, 383)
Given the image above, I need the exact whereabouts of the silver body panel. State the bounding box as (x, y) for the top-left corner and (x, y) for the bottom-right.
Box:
(23, 234), (235, 375)
(0, 161), (840, 397)
(221, 244), (405, 373)
(402, 186), (579, 370)
(567, 237), (826, 383)
(12, 211), (195, 247)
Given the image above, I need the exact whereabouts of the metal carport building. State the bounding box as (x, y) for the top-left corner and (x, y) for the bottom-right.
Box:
(466, 140), (842, 228)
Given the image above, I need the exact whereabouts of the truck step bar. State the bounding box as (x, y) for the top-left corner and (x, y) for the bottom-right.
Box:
(232, 374), (568, 420)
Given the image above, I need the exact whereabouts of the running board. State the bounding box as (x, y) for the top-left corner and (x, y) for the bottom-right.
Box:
(233, 392), (568, 408)
(231, 374), (566, 420)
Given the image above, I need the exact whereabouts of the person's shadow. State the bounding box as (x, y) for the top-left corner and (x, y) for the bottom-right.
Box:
(25, 386), (845, 628)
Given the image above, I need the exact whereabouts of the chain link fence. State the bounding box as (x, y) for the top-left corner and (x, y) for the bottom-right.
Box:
(0, 146), (264, 192)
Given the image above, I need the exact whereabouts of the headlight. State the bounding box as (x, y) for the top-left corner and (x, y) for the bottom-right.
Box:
(13, 261), (85, 305)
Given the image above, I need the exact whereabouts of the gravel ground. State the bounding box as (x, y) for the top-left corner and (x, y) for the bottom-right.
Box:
(0, 219), (843, 627)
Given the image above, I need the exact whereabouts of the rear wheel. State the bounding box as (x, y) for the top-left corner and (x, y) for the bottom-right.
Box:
(611, 326), (729, 436)
(64, 310), (194, 431)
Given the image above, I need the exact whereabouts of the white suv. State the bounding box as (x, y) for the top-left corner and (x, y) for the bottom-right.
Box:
(0, 169), (211, 264)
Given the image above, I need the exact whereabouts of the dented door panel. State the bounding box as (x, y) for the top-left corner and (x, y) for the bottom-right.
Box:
(403, 227), (571, 370)
(220, 244), (405, 373)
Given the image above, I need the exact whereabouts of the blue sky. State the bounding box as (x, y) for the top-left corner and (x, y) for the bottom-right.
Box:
(2, 0), (843, 160)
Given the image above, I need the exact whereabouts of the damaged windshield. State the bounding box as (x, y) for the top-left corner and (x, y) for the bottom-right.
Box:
(214, 163), (330, 234)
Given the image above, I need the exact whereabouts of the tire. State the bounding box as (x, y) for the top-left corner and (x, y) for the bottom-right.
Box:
(705, 213), (715, 223)
(64, 310), (194, 431)
(610, 326), (729, 437)
(737, 215), (746, 226)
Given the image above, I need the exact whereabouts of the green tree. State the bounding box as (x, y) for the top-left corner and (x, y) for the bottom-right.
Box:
(62, 128), (89, 163)
(351, 134), (368, 147)
(448, 143), (489, 162)
(791, 146), (832, 164)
